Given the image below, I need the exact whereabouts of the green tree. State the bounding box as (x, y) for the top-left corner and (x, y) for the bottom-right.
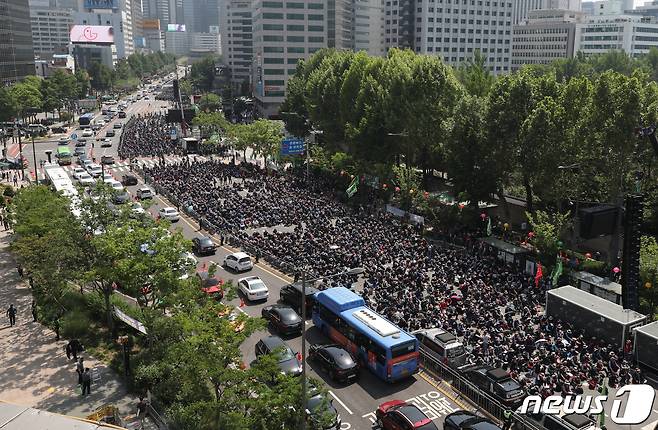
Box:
(456, 50), (496, 97)
(10, 80), (43, 121)
(193, 111), (229, 137)
(190, 55), (218, 92)
(526, 210), (571, 265)
(445, 94), (497, 214)
(0, 87), (17, 122)
(247, 119), (284, 164)
(197, 93), (222, 112)
(75, 69), (91, 98)
(640, 236), (658, 318)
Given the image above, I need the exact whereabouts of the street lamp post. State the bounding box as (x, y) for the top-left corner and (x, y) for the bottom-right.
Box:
(298, 266), (365, 430)
(31, 131), (38, 184)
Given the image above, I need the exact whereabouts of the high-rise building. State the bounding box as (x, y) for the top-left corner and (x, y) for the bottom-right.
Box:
(512, 9), (583, 70)
(628, 0), (658, 18)
(353, 0), (385, 55)
(0, 0), (35, 84)
(220, 0), (253, 88)
(574, 14), (658, 56)
(75, 0), (135, 58)
(581, 0), (633, 15)
(251, 0), (327, 117)
(132, 0), (146, 50)
(411, 0), (514, 74)
(29, 0), (75, 60)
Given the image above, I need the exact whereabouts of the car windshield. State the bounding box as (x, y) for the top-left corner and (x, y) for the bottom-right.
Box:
(200, 238), (213, 246)
(277, 346), (294, 362)
(238, 257), (250, 264)
(447, 345), (466, 358)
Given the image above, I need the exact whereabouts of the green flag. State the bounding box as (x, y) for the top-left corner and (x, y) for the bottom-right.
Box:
(551, 255), (563, 286)
(486, 217), (492, 236)
(346, 176), (358, 198)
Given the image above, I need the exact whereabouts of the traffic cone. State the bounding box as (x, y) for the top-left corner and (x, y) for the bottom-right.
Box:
(240, 297), (245, 308)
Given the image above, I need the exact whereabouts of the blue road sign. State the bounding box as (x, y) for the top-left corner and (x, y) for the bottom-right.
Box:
(280, 138), (305, 156)
(70, 133), (78, 140)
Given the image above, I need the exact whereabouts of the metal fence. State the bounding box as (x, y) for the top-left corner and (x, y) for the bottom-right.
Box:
(419, 353), (544, 430)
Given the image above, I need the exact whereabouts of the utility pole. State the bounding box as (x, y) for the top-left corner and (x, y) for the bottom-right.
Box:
(31, 132), (38, 184)
(300, 268), (307, 430)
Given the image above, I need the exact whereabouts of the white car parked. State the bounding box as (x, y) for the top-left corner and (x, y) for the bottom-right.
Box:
(72, 167), (86, 179)
(223, 252), (253, 272)
(109, 180), (124, 191)
(87, 164), (102, 178)
(158, 207), (180, 222)
(238, 276), (269, 301)
(77, 172), (94, 186)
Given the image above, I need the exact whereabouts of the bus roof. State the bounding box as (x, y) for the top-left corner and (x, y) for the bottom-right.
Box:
(316, 287), (365, 314)
(80, 113), (95, 118)
(316, 287), (415, 349)
(57, 146), (71, 154)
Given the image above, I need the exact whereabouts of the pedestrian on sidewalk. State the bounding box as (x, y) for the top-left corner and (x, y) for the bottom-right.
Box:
(136, 396), (149, 426)
(2, 216), (9, 230)
(65, 342), (72, 360)
(76, 358), (85, 384)
(17, 264), (23, 278)
(70, 339), (82, 360)
(31, 300), (37, 322)
(81, 368), (91, 395)
(6, 304), (17, 327)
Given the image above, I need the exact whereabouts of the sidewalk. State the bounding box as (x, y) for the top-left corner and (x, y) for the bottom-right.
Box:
(0, 230), (138, 421)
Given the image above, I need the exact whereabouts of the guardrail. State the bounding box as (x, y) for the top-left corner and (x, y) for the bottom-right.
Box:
(419, 353), (544, 430)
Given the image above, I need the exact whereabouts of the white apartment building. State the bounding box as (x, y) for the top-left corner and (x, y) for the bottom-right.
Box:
(512, 9), (583, 70)
(414, 0), (514, 74)
(574, 14), (658, 56)
(251, 0), (327, 117)
(220, 0), (253, 88)
(29, 7), (74, 59)
(512, 0), (581, 24)
(354, 0), (386, 54)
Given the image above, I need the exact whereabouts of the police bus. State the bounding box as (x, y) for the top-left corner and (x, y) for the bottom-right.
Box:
(312, 287), (419, 382)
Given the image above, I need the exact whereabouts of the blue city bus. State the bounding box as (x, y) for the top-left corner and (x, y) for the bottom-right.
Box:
(312, 287), (419, 382)
(79, 113), (95, 128)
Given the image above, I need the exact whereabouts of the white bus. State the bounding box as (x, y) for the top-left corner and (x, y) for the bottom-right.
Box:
(43, 164), (77, 197)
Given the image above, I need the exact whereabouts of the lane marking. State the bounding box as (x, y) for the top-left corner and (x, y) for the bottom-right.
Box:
(418, 370), (479, 415)
(328, 390), (353, 415)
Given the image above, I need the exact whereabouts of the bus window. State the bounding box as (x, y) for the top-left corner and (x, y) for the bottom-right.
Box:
(391, 341), (416, 358)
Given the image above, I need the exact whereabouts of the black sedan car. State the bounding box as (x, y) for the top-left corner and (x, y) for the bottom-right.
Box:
(192, 236), (217, 256)
(261, 305), (302, 336)
(444, 411), (501, 430)
(309, 344), (359, 383)
(121, 174), (138, 186)
(255, 335), (302, 377)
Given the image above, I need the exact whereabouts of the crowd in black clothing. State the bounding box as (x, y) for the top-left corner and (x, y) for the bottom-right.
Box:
(118, 114), (181, 160)
(145, 158), (646, 396)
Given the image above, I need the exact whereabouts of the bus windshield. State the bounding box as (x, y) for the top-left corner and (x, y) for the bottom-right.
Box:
(391, 341), (416, 358)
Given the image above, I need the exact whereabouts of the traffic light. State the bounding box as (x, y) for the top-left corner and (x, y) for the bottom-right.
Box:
(621, 194), (644, 311)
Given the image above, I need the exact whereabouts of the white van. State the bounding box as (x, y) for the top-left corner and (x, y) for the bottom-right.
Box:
(412, 328), (468, 368)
